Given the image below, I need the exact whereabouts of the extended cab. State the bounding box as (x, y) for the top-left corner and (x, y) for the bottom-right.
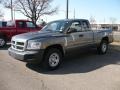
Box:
(8, 19), (113, 70)
(0, 20), (42, 47)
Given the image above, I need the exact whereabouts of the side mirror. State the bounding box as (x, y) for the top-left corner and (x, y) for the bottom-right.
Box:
(67, 28), (77, 33)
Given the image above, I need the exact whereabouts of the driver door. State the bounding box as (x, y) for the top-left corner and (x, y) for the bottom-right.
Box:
(66, 21), (83, 48)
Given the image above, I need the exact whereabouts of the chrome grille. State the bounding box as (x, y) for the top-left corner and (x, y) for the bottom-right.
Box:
(11, 40), (25, 51)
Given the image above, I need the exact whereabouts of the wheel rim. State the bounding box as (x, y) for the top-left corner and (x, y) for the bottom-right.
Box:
(102, 43), (107, 53)
(0, 39), (5, 46)
(49, 53), (60, 67)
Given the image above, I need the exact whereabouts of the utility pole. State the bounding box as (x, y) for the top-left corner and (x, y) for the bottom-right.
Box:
(11, 0), (13, 20)
(73, 8), (75, 19)
(66, 0), (69, 19)
(14, 8), (15, 20)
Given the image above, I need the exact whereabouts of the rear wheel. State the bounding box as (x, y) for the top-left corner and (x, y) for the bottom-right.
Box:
(42, 48), (63, 70)
(0, 37), (6, 47)
(97, 40), (108, 54)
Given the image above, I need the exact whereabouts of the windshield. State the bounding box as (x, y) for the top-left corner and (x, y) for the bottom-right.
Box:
(41, 20), (69, 32)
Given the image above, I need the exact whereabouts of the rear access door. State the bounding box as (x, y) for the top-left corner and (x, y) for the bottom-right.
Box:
(77, 20), (94, 46)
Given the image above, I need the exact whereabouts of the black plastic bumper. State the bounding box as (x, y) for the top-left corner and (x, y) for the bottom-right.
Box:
(8, 47), (44, 63)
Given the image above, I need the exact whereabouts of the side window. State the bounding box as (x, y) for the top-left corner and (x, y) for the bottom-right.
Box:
(70, 21), (82, 32)
(81, 21), (90, 31)
(26, 22), (36, 28)
(18, 22), (26, 28)
(2, 22), (7, 27)
(0, 22), (2, 27)
(7, 21), (15, 27)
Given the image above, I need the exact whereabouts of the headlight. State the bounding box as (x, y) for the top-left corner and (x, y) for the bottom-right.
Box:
(27, 41), (41, 50)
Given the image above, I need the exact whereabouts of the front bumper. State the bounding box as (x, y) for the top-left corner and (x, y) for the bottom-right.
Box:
(8, 47), (44, 62)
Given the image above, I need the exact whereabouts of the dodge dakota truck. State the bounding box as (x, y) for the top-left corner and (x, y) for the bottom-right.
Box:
(0, 20), (42, 47)
(8, 19), (113, 70)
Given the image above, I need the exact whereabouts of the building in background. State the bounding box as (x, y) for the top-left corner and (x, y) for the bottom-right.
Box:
(91, 24), (120, 31)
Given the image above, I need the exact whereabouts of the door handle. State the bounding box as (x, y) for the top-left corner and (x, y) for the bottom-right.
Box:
(79, 34), (84, 37)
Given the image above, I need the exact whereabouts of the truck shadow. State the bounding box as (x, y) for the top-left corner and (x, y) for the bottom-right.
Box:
(26, 48), (120, 75)
(0, 45), (11, 50)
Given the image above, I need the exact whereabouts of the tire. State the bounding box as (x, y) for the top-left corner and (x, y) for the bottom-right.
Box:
(0, 37), (6, 47)
(97, 40), (108, 54)
(42, 48), (63, 70)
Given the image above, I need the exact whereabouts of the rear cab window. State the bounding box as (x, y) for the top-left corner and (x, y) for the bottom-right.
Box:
(26, 22), (36, 28)
(81, 20), (91, 31)
(18, 21), (26, 28)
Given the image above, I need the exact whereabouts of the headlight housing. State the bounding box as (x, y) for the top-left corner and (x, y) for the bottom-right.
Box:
(27, 40), (41, 50)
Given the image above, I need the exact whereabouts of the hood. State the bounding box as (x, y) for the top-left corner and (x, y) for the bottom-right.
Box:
(12, 30), (65, 42)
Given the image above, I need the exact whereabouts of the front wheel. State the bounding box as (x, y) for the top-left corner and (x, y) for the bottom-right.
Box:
(42, 48), (63, 70)
(97, 40), (108, 54)
(0, 38), (6, 47)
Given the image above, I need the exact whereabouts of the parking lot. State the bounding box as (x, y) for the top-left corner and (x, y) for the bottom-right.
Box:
(0, 46), (120, 90)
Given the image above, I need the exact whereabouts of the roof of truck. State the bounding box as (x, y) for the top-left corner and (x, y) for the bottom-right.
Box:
(15, 19), (31, 22)
(53, 19), (88, 22)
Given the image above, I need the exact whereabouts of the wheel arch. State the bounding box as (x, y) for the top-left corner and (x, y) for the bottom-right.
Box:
(43, 44), (65, 57)
(0, 32), (6, 39)
(101, 37), (109, 43)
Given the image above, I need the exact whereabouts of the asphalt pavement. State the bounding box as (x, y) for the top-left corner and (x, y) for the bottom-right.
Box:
(0, 45), (120, 90)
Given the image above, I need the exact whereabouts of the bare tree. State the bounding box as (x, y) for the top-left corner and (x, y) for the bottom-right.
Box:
(89, 16), (97, 29)
(4, 0), (15, 20)
(5, 0), (57, 24)
(109, 17), (117, 24)
(89, 16), (96, 24)
(0, 0), (3, 18)
(0, 11), (3, 18)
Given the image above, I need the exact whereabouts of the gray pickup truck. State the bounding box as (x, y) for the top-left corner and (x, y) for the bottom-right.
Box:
(8, 19), (113, 70)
